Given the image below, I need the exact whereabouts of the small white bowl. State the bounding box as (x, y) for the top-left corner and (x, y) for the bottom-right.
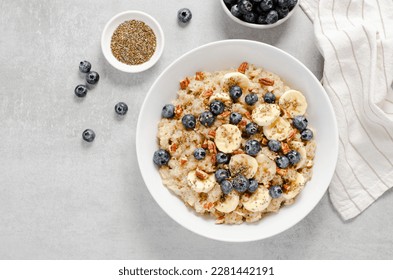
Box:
(220, 0), (300, 29)
(101, 11), (164, 73)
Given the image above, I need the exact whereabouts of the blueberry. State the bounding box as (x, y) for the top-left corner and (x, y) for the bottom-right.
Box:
(287, 150), (301, 165)
(82, 129), (95, 142)
(269, 185), (283, 198)
(288, 0), (298, 9)
(182, 114), (196, 129)
(301, 129), (314, 141)
(265, 10), (279, 24)
(230, 112), (242, 125)
(277, 0), (289, 7)
(245, 122), (259, 135)
(216, 152), (230, 164)
(115, 102), (128, 116)
(215, 169), (230, 183)
(161, 104), (175, 118)
(194, 148), (206, 160)
(276, 156), (290, 169)
(199, 111), (215, 127)
(210, 100), (225, 115)
(293, 115), (308, 131)
(178, 8), (192, 23)
(243, 12), (257, 23)
(238, 0), (253, 14)
(248, 179), (259, 193)
(245, 140), (261, 156)
(260, 0), (273, 12)
(257, 14), (267, 24)
(220, 180), (233, 195)
(229, 85), (242, 101)
(277, 6), (289, 19)
(153, 149), (170, 166)
(230, 4), (242, 18)
(224, 0), (237, 6)
(86, 71), (99, 84)
(264, 92), (276, 103)
(79, 61), (91, 73)
(74, 85), (87, 98)
(245, 93), (258, 105)
(253, 0), (263, 2)
(233, 175), (249, 193)
(268, 140), (281, 152)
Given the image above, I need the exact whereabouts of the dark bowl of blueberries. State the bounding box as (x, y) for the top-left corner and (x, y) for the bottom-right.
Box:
(221, 0), (299, 28)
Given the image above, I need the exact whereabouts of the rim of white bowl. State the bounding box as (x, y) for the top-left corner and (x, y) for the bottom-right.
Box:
(101, 10), (164, 73)
(220, 0), (300, 29)
(136, 39), (338, 242)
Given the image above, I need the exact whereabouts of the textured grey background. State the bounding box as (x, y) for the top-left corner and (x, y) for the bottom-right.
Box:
(0, 0), (392, 259)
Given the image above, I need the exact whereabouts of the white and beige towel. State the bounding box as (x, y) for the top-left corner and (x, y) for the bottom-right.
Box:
(300, 0), (393, 220)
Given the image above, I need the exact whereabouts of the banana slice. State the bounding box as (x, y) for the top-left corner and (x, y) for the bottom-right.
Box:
(252, 103), (280, 126)
(187, 171), (216, 193)
(254, 154), (276, 184)
(289, 141), (307, 169)
(209, 92), (232, 104)
(282, 173), (306, 200)
(215, 124), (242, 153)
(215, 190), (239, 213)
(263, 117), (292, 141)
(242, 187), (272, 212)
(229, 154), (258, 179)
(279, 90), (308, 118)
(220, 72), (251, 92)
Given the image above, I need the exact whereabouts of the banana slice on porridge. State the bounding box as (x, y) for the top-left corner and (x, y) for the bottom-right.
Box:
(252, 103), (280, 126)
(220, 72), (250, 92)
(215, 190), (239, 213)
(279, 90), (308, 118)
(242, 187), (271, 212)
(187, 170), (216, 193)
(254, 154), (276, 184)
(282, 173), (306, 200)
(263, 117), (292, 141)
(215, 124), (242, 153)
(229, 154), (258, 179)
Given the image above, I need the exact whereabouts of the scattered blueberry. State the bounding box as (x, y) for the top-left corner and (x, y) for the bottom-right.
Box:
(301, 129), (314, 141)
(210, 100), (225, 115)
(260, 0), (273, 12)
(86, 71), (100, 84)
(238, 0), (253, 14)
(245, 122), (259, 135)
(74, 85), (87, 98)
(269, 185), (283, 198)
(182, 114), (196, 129)
(277, 6), (289, 19)
(245, 93), (259, 105)
(153, 149), (170, 166)
(220, 180), (234, 195)
(194, 148), (206, 160)
(233, 175), (250, 193)
(293, 115), (308, 131)
(248, 179), (259, 193)
(265, 10), (279, 24)
(216, 152), (230, 164)
(229, 85), (242, 101)
(215, 169), (230, 183)
(268, 140), (281, 152)
(287, 150), (301, 165)
(243, 12), (257, 23)
(245, 140), (261, 156)
(162, 104), (175, 118)
(178, 8), (192, 23)
(199, 111), (215, 127)
(230, 4), (242, 18)
(115, 102), (128, 116)
(229, 112), (242, 125)
(276, 156), (290, 169)
(264, 92), (276, 103)
(79, 61), (91, 73)
(82, 129), (95, 142)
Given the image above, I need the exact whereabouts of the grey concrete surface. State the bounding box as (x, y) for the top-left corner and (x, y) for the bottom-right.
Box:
(0, 0), (392, 260)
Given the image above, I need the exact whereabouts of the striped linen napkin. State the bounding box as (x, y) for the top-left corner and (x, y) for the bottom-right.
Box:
(299, 0), (393, 220)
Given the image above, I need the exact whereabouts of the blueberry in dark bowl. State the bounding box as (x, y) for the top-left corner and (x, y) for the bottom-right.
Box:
(199, 111), (215, 127)
(259, 0), (273, 12)
(161, 104), (175, 118)
(153, 149), (170, 166)
(86, 71), (100, 84)
(224, 0), (237, 6)
(79, 60), (91, 73)
(257, 14), (267, 24)
(230, 4), (242, 18)
(277, 0), (289, 7)
(210, 100), (225, 115)
(238, 0), (253, 14)
(182, 114), (196, 129)
(288, 0), (298, 9)
(265, 10), (279, 24)
(277, 6), (289, 19)
(74, 85), (87, 98)
(243, 12), (257, 23)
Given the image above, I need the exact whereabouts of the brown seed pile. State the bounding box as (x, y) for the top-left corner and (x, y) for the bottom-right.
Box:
(110, 20), (157, 65)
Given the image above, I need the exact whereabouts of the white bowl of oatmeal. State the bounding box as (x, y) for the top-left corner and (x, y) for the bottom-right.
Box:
(136, 40), (338, 242)
(101, 11), (164, 73)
